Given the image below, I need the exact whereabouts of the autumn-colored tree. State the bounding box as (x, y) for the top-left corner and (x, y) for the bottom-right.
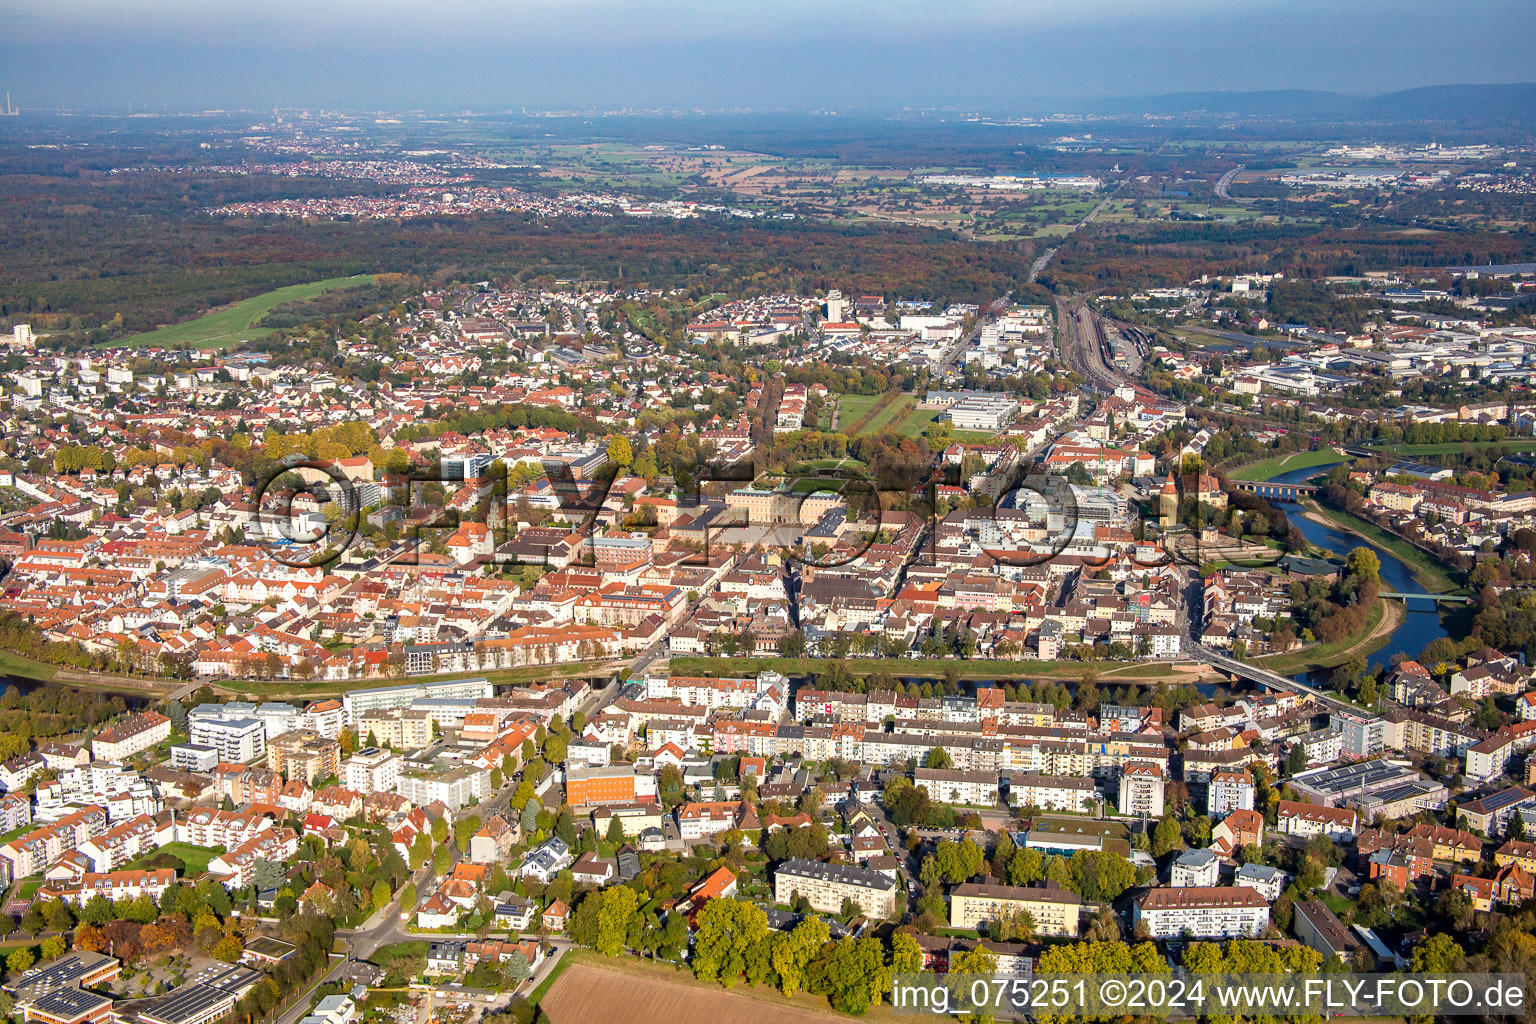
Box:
(212, 935), (245, 963)
(74, 925), (106, 953)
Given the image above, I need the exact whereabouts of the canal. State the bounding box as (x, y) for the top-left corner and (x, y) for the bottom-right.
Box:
(1262, 463), (1448, 687)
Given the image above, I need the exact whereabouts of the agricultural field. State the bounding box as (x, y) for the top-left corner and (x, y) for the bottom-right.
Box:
(113, 275), (377, 350)
(541, 957), (863, 1024)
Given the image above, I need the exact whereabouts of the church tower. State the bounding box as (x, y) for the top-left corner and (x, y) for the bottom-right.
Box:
(1159, 474), (1179, 530)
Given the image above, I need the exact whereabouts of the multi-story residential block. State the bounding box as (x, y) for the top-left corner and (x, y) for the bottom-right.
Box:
(176, 807), (272, 849)
(303, 699), (346, 739)
(1170, 847), (1221, 887)
(189, 716), (266, 764)
(676, 801), (748, 840)
(1458, 787), (1536, 837)
(207, 828), (299, 889)
(342, 678), (493, 724)
(396, 766), (486, 812)
(948, 882), (1081, 937)
(1277, 800), (1358, 840)
(343, 748), (401, 794)
(1232, 863), (1286, 901)
(1206, 768), (1255, 819)
(0, 805), (109, 879)
(355, 708), (433, 750)
(913, 768), (999, 806)
(773, 857), (899, 919)
(77, 812), (173, 872)
(1118, 761), (1165, 818)
(0, 792), (31, 834)
(267, 730), (341, 784)
(90, 711), (171, 762)
(35, 763), (161, 823)
(40, 867), (177, 906)
(1005, 774), (1098, 813)
(1132, 886), (1270, 939)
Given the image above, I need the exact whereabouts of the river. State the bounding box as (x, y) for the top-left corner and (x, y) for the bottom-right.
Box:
(1262, 463), (1448, 687)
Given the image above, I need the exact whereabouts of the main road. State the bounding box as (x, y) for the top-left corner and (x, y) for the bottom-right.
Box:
(1213, 165), (1245, 203)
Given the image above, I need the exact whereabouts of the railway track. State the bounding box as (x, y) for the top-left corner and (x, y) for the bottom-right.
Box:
(1056, 297), (1134, 393)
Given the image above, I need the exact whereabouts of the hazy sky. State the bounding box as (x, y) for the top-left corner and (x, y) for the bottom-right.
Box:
(3, 0), (1534, 111)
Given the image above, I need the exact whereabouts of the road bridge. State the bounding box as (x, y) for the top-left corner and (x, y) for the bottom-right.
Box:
(1377, 591), (1470, 603)
(1185, 640), (1357, 717)
(1231, 479), (1319, 500)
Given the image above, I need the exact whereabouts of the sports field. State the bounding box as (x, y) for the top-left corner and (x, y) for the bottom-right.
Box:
(113, 275), (377, 350)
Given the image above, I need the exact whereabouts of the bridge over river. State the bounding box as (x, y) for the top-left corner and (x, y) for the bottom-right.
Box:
(1231, 479), (1319, 500)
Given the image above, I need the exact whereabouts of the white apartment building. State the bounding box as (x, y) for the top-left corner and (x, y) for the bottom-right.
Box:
(176, 807), (272, 849)
(1133, 886), (1270, 939)
(189, 717), (267, 764)
(396, 766), (486, 813)
(1233, 863), (1286, 902)
(1169, 848), (1220, 887)
(344, 748), (401, 794)
(342, 678), (492, 724)
(35, 763), (161, 823)
(1277, 800), (1358, 841)
(1006, 774), (1098, 813)
(913, 767), (999, 806)
(1207, 768), (1255, 819)
(948, 882), (1081, 937)
(1118, 761), (1166, 818)
(90, 711), (171, 762)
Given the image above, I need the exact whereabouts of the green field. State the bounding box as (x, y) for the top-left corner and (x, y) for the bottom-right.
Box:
(1229, 448), (1347, 481)
(834, 394), (882, 431)
(863, 395), (916, 434)
(1370, 438), (1536, 457)
(0, 649), (59, 683)
(113, 275), (377, 350)
(125, 842), (222, 875)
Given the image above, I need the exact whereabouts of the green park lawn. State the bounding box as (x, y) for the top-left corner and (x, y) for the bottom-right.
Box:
(112, 275), (377, 350)
(123, 842), (222, 875)
(1228, 447), (1347, 482)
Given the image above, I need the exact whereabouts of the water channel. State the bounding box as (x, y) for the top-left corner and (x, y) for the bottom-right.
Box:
(1261, 463), (1449, 688)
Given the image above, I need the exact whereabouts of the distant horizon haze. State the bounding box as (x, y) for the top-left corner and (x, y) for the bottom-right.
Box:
(2, 0), (1534, 113)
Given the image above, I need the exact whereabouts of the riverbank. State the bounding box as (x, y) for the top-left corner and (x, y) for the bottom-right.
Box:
(668, 656), (1200, 682)
(1252, 597), (1401, 676)
(0, 649), (60, 684)
(1300, 500), (1459, 593)
(1229, 448), (1346, 482)
(7, 658), (622, 701)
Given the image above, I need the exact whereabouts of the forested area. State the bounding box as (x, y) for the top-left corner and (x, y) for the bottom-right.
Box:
(1042, 219), (1536, 292)
(0, 166), (1030, 338)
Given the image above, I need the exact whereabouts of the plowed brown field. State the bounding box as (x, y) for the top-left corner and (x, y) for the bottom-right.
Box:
(541, 960), (848, 1024)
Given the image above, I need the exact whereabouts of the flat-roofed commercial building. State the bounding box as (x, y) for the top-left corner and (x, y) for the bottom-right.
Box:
(23, 989), (112, 1024)
(565, 766), (657, 807)
(948, 882), (1081, 937)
